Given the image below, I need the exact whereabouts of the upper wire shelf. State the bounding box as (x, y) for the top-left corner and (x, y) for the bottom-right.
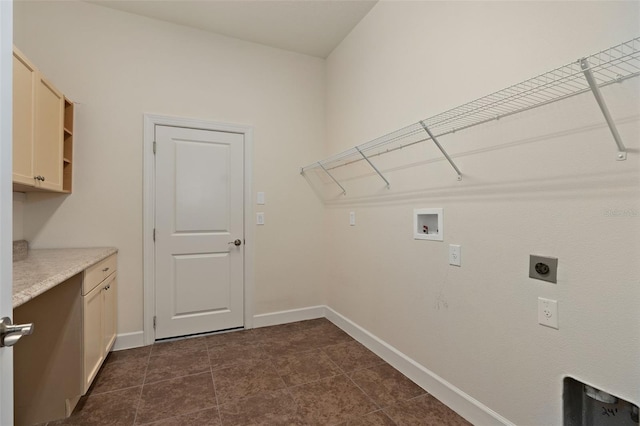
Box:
(301, 37), (640, 190)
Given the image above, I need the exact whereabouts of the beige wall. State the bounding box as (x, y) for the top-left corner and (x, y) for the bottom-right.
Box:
(324, 1), (639, 425)
(13, 1), (327, 334)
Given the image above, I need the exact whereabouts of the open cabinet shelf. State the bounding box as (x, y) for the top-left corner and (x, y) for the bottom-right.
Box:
(63, 98), (74, 193)
(302, 37), (640, 195)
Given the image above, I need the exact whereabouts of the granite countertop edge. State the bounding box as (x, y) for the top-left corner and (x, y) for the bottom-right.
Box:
(13, 247), (118, 308)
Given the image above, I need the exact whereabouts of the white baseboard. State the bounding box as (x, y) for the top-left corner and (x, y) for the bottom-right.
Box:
(252, 305), (325, 328)
(112, 331), (145, 351)
(324, 306), (514, 426)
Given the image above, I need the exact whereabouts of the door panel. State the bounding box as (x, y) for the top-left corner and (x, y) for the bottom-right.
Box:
(155, 125), (244, 339)
(175, 141), (230, 232)
(82, 282), (103, 394)
(173, 253), (230, 315)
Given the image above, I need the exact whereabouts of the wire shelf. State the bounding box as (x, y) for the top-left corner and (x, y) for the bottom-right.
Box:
(302, 37), (640, 177)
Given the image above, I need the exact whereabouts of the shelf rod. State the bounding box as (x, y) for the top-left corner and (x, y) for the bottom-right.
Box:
(579, 58), (627, 161)
(419, 121), (463, 181)
(317, 162), (346, 195)
(355, 146), (390, 189)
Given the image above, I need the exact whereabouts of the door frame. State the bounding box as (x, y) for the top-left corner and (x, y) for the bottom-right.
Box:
(142, 113), (254, 346)
(0, 0), (13, 423)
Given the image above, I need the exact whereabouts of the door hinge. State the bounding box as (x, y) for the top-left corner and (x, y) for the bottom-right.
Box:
(153, 228), (156, 242)
(153, 316), (156, 330)
(153, 141), (156, 154)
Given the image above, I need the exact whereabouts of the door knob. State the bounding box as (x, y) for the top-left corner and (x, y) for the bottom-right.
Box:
(228, 239), (242, 246)
(0, 317), (34, 347)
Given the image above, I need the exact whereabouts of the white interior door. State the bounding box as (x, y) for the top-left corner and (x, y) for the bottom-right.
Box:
(0, 1), (13, 423)
(154, 125), (244, 339)
(0, 1), (13, 425)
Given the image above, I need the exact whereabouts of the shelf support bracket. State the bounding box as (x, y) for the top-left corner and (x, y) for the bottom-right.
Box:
(580, 58), (627, 161)
(355, 147), (390, 189)
(420, 121), (463, 180)
(317, 162), (346, 195)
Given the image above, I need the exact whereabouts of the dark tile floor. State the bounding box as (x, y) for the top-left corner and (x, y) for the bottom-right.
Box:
(49, 319), (471, 425)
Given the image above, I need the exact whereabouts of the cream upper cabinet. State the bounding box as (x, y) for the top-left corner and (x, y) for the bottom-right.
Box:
(12, 49), (36, 186)
(13, 47), (69, 193)
(33, 74), (64, 191)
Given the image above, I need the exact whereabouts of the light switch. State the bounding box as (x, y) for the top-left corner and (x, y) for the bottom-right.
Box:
(257, 192), (265, 205)
(449, 245), (461, 266)
(349, 212), (356, 226)
(256, 212), (265, 225)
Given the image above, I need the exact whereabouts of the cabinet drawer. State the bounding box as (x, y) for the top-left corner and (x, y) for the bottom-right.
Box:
(83, 254), (117, 295)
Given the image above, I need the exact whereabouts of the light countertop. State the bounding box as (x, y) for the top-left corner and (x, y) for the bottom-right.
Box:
(13, 247), (117, 308)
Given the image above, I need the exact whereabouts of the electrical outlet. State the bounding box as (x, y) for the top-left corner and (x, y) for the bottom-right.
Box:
(449, 244), (461, 266)
(256, 212), (265, 225)
(538, 297), (558, 329)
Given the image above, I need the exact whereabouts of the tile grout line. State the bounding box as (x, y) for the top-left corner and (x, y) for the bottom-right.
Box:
(320, 345), (387, 419)
(275, 340), (383, 425)
(210, 333), (289, 415)
(210, 365), (225, 426)
(134, 407), (218, 426)
(345, 373), (388, 417)
(319, 341), (419, 424)
(133, 344), (217, 425)
(267, 343), (309, 422)
(257, 344), (289, 399)
(131, 347), (153, 425)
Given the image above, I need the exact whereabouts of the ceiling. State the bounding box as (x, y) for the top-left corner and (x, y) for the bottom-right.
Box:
(87, 0), (378, 58)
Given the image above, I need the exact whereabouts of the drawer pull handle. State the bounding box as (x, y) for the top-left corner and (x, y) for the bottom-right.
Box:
(102, 267), (110, 272)
(104, 284), (110, 291)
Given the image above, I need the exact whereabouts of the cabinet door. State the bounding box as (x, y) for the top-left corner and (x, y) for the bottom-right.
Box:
(12, 49), (36, 186)
(34, 74), (64, 191)
(83, 282), (104, 394)
(102, 274), (117, 356)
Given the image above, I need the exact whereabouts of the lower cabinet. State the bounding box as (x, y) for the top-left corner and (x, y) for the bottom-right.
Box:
(13, 252), (118, 425)
(82, 254), (118, 394)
